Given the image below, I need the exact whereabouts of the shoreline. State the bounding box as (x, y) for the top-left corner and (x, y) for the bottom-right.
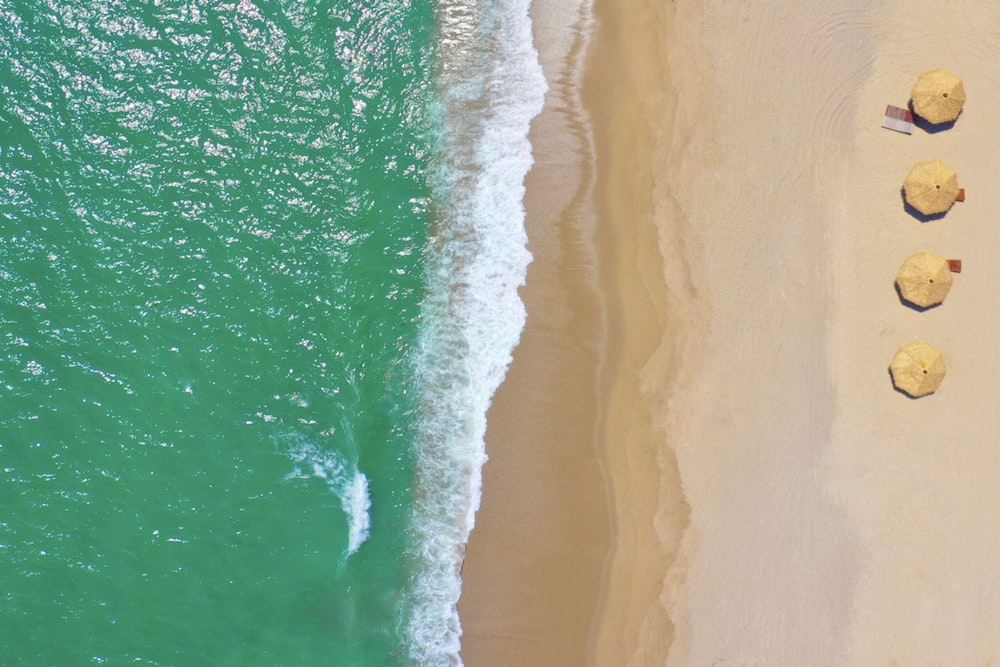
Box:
(458, 0), (692, 662)
(456, 0), (611, 662)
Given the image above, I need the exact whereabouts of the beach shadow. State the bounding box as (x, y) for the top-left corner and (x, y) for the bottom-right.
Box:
(894, 281), (942, 312)
(900, 187), (949, 222)
(908, 100), (959, 134)
(888, 367), (934, 399)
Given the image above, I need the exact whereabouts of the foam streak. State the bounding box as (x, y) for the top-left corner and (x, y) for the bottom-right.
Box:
(406, 0), (546, 663)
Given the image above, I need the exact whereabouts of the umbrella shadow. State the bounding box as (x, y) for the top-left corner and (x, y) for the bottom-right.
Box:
(894, 281), (943, 312)
(908, 100), (959, 133)
(888, 367), (935, 399)
(900, 187), (950, 222)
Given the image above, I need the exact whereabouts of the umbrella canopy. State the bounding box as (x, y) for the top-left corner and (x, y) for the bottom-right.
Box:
(890, 341), (946, 398)
(903, 160), (959, 215)
(911, 68), (966, 125)
(896, 252), (953, 308)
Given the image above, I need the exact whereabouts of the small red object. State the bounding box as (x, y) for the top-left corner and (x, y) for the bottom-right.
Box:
(956, 188), (965, 202)
(948, 259), (962, 273)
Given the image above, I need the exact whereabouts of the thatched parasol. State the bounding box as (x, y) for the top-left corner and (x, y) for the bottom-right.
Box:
(903, 160), (960, 216)
(890, 341), (946, 398)
(911, 68), (966, 125)
(896, 252), (954, 309)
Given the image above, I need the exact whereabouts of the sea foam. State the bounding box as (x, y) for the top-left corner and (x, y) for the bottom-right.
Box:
(284, 437), (372, 557)
(406, 0), (546, 663)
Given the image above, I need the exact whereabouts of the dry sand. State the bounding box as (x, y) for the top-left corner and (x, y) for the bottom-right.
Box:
(462, 0), (1000, 665)
(829, 3), (1000, 664)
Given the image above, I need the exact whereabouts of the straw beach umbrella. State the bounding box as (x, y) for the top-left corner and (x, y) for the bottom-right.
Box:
(911, 68), (966, 125)
(890, 341), (946, 398)
(903, 160), (960, 216)
(896, 252), (953, 309)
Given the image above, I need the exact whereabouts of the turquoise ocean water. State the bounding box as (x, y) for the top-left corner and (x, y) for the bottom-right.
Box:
(0, 0), (543, 664)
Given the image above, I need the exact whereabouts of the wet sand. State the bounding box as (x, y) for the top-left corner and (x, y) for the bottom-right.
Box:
(456, 0), (609, 663)
(462, 0), (1000, 664)
(460, 0), (687, 662)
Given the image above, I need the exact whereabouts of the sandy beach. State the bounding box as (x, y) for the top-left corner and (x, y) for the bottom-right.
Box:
(462, 0), (1000, 664)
